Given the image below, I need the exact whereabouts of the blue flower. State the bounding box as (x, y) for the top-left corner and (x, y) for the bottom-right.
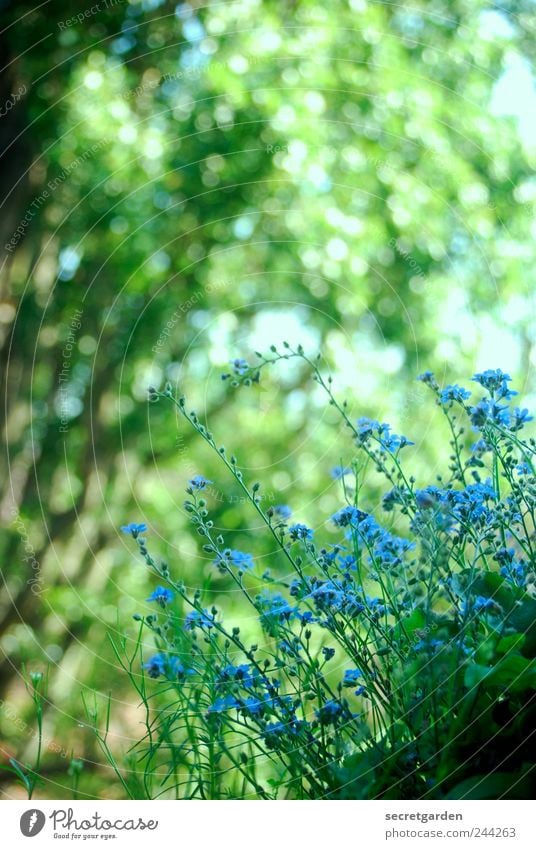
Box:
(471, 439), (491, 455)
(378, 425), (414, 452)
(472, 369), (517, 400)
(414, 639), (445, 654)
(356, 417), (380, 440)
(121, 522), (147, 537)
(146, 586), (174, 607)
(207, 695), (241, 714)
(170, 658), (194, 680)
(494, 547), (515, 567)
(228, 549), (255, 570)
(417, 371), (438, 388)
(494, 547), (527, 587)
(274, 504), (292, 519)
(460, 595), (497, 616)
(262, 719), (306, 747)
(296, 609), (315, 624)
(263, 717), (305, 746)
(470, 399), (510, 428)
(473, 595), (496, 613)
(215, 548), (255, 572)
(442, 481), (496, 525)
(258, 592), (296, 631)
(439, 384), (471, 404)
(342, 668), (363, 687)
(331, 465), (352, 479)
(306, 581), (365, 618)
(279, 639), (302, 654)
(143, 653), (190, 680)
(262, 721), (287, 745)
(143, 654), (166, 678)
(322, 647), (335, 661)
(365, 595), (387, 616)
(231, 358), (249, 375)
(331, 506), (367, 528)
(240, 696), (267, 716)
(511, 407), (533, 431)
(372, 530), (415, 567)
(189, 475), (213, 490)
(500, 561), (526, 586)
(356, 418), (413, 451)
(382, 486), (409, 511)
(184, 609), (215, 631)
(218, 664), (256, 687)
(288, 523), (313, 541)
(415, 487), (441, 510)
(338, 553), (357, 571)
(353, 514), (383, 544)
(315, 700), (343, 725)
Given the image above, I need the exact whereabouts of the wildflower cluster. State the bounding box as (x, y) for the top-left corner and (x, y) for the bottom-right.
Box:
(116, 351), (536, 800)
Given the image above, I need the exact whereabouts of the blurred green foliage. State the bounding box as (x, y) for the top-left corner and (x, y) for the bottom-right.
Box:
(0, 0), (535, 797)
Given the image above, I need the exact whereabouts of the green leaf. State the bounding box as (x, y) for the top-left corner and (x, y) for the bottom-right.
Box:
(7, 759), (32, 794)
(509, 598), (536, 657)
(496, 633), (526, 655)
(394, 608), (426, 643)
(465, 655), (536, 693)
(447, 769), (535, 800)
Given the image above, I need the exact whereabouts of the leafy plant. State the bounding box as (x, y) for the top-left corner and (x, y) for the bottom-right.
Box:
(117, 350), (536, 799)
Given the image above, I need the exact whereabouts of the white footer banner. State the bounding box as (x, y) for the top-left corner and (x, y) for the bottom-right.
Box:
(1, 800), (533, 848)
